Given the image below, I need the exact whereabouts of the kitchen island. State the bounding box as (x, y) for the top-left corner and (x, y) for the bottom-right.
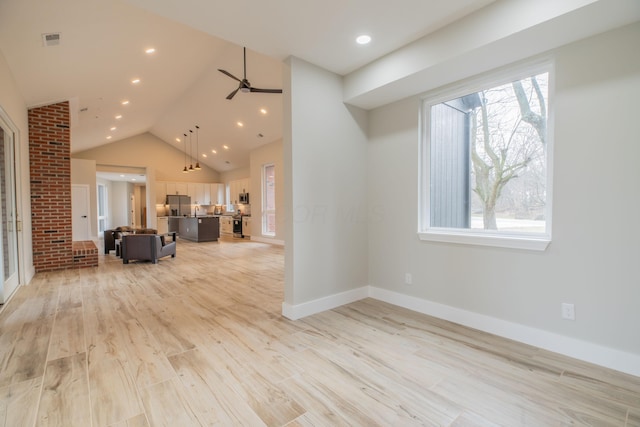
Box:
(175, 216), (220, 242)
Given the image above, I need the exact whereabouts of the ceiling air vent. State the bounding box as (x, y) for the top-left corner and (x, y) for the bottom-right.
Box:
(42, 33), (61, 47)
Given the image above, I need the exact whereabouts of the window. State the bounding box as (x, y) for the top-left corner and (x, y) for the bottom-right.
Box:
(97, 183), (108, 234)
(262, 164), (276, 236)
(419, 61), (553, 250)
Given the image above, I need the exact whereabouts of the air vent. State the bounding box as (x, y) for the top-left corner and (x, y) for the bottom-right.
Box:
(42, 33), (61, 47)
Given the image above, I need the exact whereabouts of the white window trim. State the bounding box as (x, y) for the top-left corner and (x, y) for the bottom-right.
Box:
(418, 57), (555, 252)
(262, 163), (275, 237)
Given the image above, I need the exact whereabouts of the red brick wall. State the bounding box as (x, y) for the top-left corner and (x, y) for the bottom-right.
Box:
(29, 101), (73, 272)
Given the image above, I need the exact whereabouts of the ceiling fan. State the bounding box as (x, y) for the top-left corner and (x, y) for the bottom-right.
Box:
(218, 47), (283, 100)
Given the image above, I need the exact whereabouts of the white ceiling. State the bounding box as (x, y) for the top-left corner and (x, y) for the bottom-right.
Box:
(0, 0), (495, 172)
(2, 0), (637, 174)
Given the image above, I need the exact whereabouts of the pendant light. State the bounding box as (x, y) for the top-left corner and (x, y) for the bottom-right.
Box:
(188, 129), (194, 172)
(182, 133), (188, 173)
(194, 125), (201, 170)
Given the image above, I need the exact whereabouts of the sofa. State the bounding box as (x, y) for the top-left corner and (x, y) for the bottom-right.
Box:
(121, 234), (176, 264)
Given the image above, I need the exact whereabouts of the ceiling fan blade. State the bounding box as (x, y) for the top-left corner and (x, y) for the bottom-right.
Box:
(226, 86), (241, 100)
(218, 69), (242, 83)
(249, 87), (283, 94)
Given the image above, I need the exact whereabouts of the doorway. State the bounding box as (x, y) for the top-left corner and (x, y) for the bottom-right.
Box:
(0, 113), (20, 303)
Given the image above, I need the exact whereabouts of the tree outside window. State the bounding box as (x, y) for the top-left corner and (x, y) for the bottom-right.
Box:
(423, 65), (551, 247)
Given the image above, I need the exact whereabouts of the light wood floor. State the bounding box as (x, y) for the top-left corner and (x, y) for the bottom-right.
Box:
(0, 237), (639, 426)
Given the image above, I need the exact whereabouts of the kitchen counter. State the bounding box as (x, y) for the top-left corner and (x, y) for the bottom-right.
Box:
(177, 216), (220, 242)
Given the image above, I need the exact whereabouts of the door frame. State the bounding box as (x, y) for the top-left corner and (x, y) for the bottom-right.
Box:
(0, 106), (24, 303)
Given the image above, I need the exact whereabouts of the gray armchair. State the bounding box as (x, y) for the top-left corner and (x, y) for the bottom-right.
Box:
(103, 229), (116, 254)
(121, 234), (176, 264)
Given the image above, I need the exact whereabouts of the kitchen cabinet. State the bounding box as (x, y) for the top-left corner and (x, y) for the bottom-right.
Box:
(229, 178), (249, 205)
(242, 217), (252, 237)
(188, 183), (205, 205)
(155, 181), (166, 204)
(165, 182), (188, 196)
(179, 217), (219, 242)
(220, 216), (233, 236)
(210, 183), (224, 205)
(157, 216), (168, 234)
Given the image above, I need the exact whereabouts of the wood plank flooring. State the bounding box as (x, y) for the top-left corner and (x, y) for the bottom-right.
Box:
(0, 237), (639, 426)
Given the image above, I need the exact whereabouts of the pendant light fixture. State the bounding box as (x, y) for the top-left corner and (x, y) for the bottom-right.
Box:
(188, 129), (194, 172)
(182, 133), (188, 173)
(194, 125), (201, 170)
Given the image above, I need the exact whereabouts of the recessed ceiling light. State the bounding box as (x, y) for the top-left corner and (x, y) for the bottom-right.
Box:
(211, 149), (217, 154)
(202, 154), (207, 158)
(260, 108), (267, 115)
(145, 48), (156, 54)
(356, 35), (372, 45)
(110, 126), (116, 131)
(237, 121), (244, 127)
(131, 78), (141, 84)
(106, 135), (112, 140)
(175, 137), (181, 143)
(115, 114), (122, 119)
(121, 100), (129, 105)
(223, 145), (229, 150)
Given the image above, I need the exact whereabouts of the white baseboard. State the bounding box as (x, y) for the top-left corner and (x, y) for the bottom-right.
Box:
(250, 236), (285, 246)
(368, 286), (640, 378)
(282, 286), (368, 320)
(281, 284), (640, 377)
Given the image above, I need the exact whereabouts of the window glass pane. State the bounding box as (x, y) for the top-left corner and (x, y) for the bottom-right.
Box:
(263, 164), (275, 236)
(429, 72), (548, 234)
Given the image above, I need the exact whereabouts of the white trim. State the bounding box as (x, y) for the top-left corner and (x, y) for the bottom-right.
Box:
(419, 58), (555, 251)
(251, 235), (284, 246)
(281, 286), (368, 320)
(419, 230), (551, 251)
(369, 286), (640, 378)
(281, 285), (640, 378)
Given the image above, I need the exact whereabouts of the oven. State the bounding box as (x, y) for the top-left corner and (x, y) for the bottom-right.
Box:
(233, 216), (243, 238)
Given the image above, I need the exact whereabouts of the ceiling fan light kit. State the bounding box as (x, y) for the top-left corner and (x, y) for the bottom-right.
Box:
(218, 47), (283, 100)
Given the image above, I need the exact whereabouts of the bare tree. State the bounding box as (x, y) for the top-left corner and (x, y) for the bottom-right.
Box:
(470, 75), (547, 229)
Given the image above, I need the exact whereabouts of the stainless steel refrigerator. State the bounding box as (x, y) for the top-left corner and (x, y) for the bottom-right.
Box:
(166, 195), (191, 216)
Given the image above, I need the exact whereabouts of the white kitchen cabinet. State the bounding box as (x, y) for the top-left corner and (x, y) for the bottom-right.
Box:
(210, 183), (224, 205)
(155, 181), (167, 204)
(166, 182), (188, 196)
(203, 184), (211, 205)
(242, 217), (251, 237)
(188, 183), (205, 204)
(220, 216), (233, 235)
(156, 216), (169, 234)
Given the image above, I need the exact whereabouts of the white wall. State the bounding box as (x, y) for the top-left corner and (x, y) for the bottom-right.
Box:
(283, 57), (369, 315)
(73, 132), (221, 182)
(110, 181), (132, 228)
(0, 49), (33, 284)
(249, 139), (284, 243)
(367, 23), (640, 372)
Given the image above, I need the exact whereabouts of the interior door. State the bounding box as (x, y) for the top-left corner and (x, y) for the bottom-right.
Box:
(0, 118), (19, 303)
(72, 185), (90, 241)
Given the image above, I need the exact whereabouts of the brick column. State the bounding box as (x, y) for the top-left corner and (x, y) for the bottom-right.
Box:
(29, 101), (73, 272)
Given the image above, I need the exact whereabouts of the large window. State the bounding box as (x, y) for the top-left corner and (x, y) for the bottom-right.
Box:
(420, 61), (553, 250)
(262, 163), (275, 236)
(97, 183), (108, 234)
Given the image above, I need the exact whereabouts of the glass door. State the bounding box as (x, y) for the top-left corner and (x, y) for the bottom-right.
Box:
(0, 116), (19, 303)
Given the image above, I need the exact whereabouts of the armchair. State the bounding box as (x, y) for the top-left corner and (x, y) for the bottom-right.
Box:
(121, 234), (176, 264)
(103, 229), (116, 254)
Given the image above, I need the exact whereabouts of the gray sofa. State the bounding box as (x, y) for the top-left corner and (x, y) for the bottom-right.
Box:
(121, 234), (176, 264)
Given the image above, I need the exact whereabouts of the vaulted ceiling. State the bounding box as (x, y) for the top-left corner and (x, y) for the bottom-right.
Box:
(0, 0), (637, 172)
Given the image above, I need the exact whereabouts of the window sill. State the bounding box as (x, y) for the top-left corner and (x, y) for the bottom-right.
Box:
(418, 229), (551, 251)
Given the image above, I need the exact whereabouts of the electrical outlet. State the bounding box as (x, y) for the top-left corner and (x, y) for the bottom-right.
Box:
(561, 303), (575, 320)
(404, 273), (412, 285)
